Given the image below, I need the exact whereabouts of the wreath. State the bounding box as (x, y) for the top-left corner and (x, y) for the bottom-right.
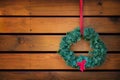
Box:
(58, 27), (107, 71)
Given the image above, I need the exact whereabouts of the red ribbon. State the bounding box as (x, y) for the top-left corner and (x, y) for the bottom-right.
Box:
(76, 0), (86, 72)
(77, 60), (86, 72)
(80, 0), (84, 35)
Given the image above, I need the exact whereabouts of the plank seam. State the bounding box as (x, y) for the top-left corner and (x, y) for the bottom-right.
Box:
(0, 69), (119, 72)
(0, 33), (120, 35)
(0, 16), (119, 17)
(0, 51), (119, 54)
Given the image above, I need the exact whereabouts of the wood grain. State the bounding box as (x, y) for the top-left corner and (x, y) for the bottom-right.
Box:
(0, 54), (119, 69)
(0, 0), (120, 16)
(0, 35), (119, 51)
(0, 0), (119, 79)
(0, 17), (120, 33)
(0, 72), (119, 80)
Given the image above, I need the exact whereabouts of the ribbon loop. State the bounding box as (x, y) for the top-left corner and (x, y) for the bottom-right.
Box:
(80, 0), (84, 35)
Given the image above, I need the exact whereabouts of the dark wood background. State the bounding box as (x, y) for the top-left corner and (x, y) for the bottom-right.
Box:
(0, 0), (120, 80)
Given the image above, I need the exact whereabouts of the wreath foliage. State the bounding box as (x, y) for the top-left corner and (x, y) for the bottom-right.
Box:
(58, 27), (107, 69)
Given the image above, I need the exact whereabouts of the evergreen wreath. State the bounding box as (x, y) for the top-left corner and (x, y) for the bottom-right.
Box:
(58, 27), (107, 71)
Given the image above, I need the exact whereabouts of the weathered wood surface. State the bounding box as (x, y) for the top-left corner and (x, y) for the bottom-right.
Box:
(0, 0), (119, 80)
(0, 35), (119, 51)
(0, 0), (120, 16)
(0, 17), (120, 33)
(0, 54), (119, 69)
(0, 72), (119, 80)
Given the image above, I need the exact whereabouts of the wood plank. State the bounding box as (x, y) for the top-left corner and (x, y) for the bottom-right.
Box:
(0, 0), (120, 16)
(0, 35), (119, 51)
(0, 54), (119, 69)
(0, 72), (119, 80)
(0, 0), (30, 15)
(0, 17), (120, 33)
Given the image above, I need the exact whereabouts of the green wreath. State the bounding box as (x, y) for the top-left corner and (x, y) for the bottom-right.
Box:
(58, 27), (107, 71)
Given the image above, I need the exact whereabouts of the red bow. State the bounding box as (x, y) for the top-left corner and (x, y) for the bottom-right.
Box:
(77, 60), (86, 72)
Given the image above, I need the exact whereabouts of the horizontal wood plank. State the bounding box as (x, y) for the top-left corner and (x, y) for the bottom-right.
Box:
(0, 17), (120, 33)
(0, 54), (119, 69)
(0, 72), (119, 80)
(0, 0), (120, 16)
(0, 35), (119, 51)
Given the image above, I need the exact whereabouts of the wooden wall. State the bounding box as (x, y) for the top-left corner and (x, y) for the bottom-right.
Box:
(0, 0), (120, 80)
